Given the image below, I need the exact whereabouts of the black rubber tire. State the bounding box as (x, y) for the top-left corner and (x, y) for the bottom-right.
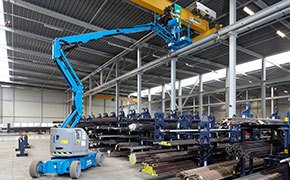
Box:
(96, 152), (105, 166)
(70, 161), (81, 179)
(29, 160), (43, 178)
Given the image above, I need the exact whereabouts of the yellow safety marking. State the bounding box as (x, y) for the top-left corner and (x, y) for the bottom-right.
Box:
(60, 140), (68, 144)
(284, 117), (289, 122)
(285, 149), (288, 154)
(140, 164), (158, 176)
(158, 141), (172, 146)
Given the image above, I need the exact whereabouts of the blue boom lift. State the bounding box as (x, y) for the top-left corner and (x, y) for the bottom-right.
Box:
(29, 20), (192, 179)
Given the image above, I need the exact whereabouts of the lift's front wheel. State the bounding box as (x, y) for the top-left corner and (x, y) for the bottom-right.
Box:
(96, 152), (105, 166)
(29, 160), (43, 178)
(70, 161), (81, 179)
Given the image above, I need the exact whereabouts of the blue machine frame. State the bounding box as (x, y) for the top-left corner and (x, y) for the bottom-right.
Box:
(38, 153), (97, 175)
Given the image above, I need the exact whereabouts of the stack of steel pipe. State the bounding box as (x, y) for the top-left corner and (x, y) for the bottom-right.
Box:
(140, 149), (201, 176)
(177, 158), (264, 180)
(228, 117), (284, 125)
(236, 166), (284, 180)
(141, 160), (197, 177)
(225, 140), (282, 158)
(129, 149), (177, 164)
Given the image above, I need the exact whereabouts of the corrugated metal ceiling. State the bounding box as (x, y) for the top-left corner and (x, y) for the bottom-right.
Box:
(1, 0), (289, 96)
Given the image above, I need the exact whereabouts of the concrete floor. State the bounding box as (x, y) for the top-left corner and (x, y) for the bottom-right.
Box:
(0, 134), (160, 180)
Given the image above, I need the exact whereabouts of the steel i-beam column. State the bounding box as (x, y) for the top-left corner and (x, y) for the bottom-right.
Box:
(199, 74), (203, 117)
(193, 97), (196, 113)
(225, 68), (229, 117)
(171, 58), (177, 111)
(116, 62), (120, 114)
(261, 58), (266, 117)
(178, 80), (182, 113)
(271, 86), (274, 114)
(100, 71), (103, 85)
(208, 95), (210, 115)
(228, 0), (237, 117)
(148, 88), (152, 113)
(137, 48), (142, 113)
(88, 76), (92, 115)
(162, 85), (165, 112)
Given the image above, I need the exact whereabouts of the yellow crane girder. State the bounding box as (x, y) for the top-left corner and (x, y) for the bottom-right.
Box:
(130, 0), (217, 42)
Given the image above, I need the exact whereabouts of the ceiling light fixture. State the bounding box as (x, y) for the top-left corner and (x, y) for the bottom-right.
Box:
(276, 30), (286, 38)
(152, 54), (161, 58)
(185, 63), (194, 68)
(243, 7), (254, 15)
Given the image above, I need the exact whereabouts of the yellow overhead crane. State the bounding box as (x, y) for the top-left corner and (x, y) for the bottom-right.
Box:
(130, 0), (219, 42)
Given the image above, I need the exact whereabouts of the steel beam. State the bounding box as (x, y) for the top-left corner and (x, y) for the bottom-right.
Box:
(228, 0), (237, 117)
(271, 86), (274, 115)
(116, 62), (120, 114)
(199, 75), (203, 116)
(162, 85), (165, 112)
(255, 0), (290, 31)
(261, 58), (266, 117)
(171, 58), (177, 111)
(137, 48), (142, 113)
(193, 97), (196, 112)
(208, 95), (210, 115)
(0, 81), (65, 90)
(225, 68), (229, 117)
(89, 77), (92, 115)
(148, 88), (152, 113)
(178, 80), (182, 113)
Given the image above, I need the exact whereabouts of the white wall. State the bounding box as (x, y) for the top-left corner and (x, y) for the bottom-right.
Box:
(0, 87), (67, 127)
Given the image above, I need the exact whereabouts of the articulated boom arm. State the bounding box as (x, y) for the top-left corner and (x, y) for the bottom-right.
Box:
(53, 22), (184, 128)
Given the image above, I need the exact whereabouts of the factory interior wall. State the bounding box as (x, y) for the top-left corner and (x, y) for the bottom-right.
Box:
(0, 87), (66, 127)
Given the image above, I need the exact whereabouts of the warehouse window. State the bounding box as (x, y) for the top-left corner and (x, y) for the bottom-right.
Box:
(0, 0), (10, 82)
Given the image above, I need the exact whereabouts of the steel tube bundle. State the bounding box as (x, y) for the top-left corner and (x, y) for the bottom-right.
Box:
(141, 160), (197, 177)
(129, 149), (177, 164)
(177, 159), (264, 180)
(128, 122), (179, 131)
(225, 140), (282, 158)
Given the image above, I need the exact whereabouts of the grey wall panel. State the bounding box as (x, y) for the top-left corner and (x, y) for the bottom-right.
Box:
(3, 101), (13, 116)
(2, 88), (13, 101)
(15, 89), (41, 102)
(43, 103), (64, 118)
(0, 87), (67, 126)
(15, 101), (41, 116)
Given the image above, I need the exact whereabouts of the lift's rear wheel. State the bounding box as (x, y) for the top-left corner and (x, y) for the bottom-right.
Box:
(29, 160), (43, 178)
(96, 152), (105, 166)
(70, 161), (81, 179)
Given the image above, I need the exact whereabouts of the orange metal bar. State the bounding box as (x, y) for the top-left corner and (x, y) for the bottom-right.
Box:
(94, 94), (137, 103)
